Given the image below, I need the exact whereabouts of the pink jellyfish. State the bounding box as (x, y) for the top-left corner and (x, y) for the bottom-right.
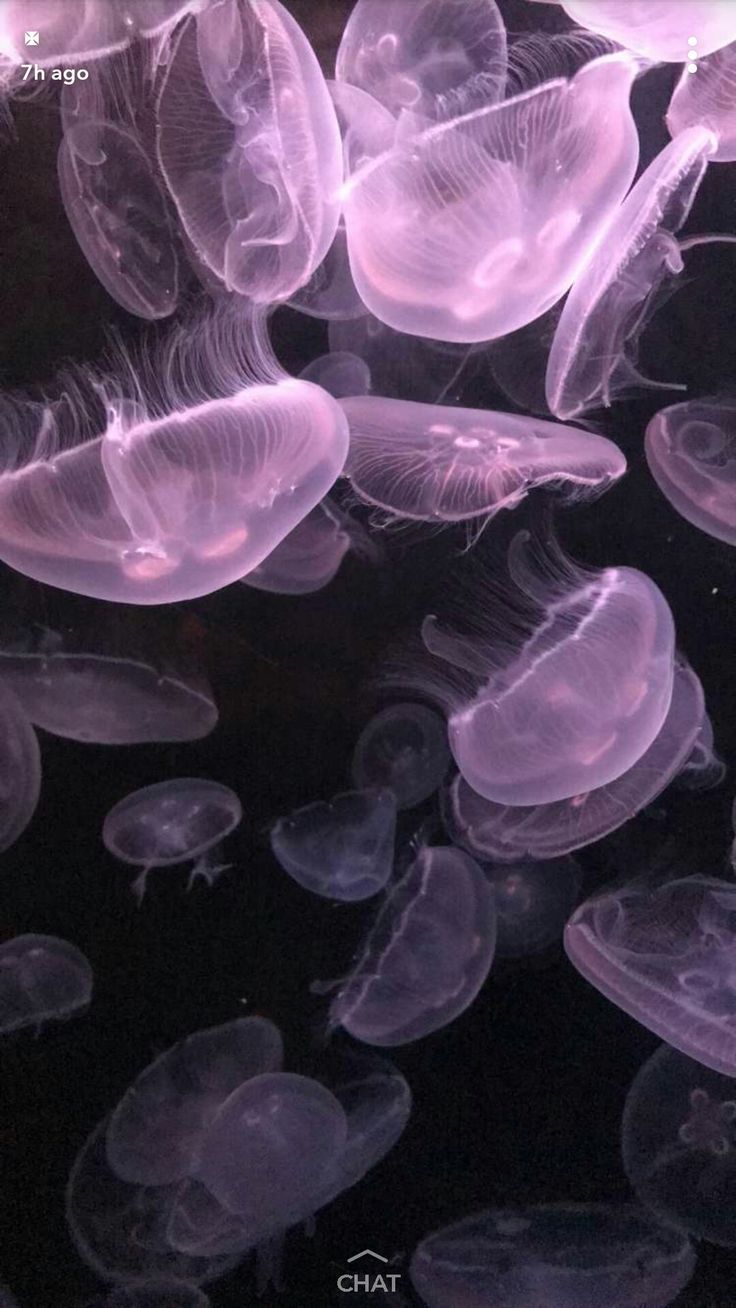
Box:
(668, 41), (736, 163)
(529, 1), (736, 62)
(0, 1), (196, 79)
(645, 397), (736, 547)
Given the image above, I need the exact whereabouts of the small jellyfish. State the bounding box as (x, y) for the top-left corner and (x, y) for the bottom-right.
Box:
(483, 857), (582, 959)
(410, 1201), (696, 1308)
(341, 394), (626, 522)
(676, 711), (725, 792)
(271, 788), (396, 902)
(622, 1042), (736, 1247)
(565, 874), (736, 1075)
(329, 312), (474, 404)
(0, 682), (41, 852)
(533, 0), (736, 62)
(328, 844), (496, 1046)
(241, 500), (352, 596)
(102, 778), (242, 901)
(668, 41), (736, 163)
(288, 228), (368, 324)
(645, 397), (736, 547)
(0, 934), (92, 1034)
(351, 703), (451, 810)
(299, 352), (371, 400)
(105, 1283), (209, 1308)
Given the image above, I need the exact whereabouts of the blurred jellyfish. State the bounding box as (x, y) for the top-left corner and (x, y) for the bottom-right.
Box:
(241, 498), (376, 596)
(341, 395), (626, 522)
(328, 844), (496, 1045)
(442, 657), (706, 860)
(676, 712), (725, 791)
(0, 307), (349, 603)
(299, 352), (371, 400)
(565, 874), (736, 1075)
(0, 934), (92, 1034)
(668, 41), (736, 163)
(483, 857), (582, 959)
(0, 683), (41, 852)
(156, 0), (343, 304)
(105, 1284), (209, 1308)
(271, 788), (396, 902)
(546, 126), (720, 420)
(329, 312), (474, 404)
(106, 1017), (283, 1187)
(351, 703), (450, 810)
(410, 1202), (696, 1308)
(530, 0), (736, 62)
(288, 227), (367, 322)
(645, 397), (736, 546)
(0, 1), (197, 79)
(623, 1042), (736, 1247)
(340, 53), (639, 343)
(335, 0), (507, 123)
(103, 778), (242, 900)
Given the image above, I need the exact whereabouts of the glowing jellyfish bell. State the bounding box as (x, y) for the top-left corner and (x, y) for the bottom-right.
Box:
(668, 42), (736, 163)
(0, 309), (349, 604)
(341, 52), (640, 343)
(645, 397), (736, 546)
(0, 934), (92, 1034)
(271, 788), (397, 903)
(351, 703), (451, 810)
(531, 0), (736, 62)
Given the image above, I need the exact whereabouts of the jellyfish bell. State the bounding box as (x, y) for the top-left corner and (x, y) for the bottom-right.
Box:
(483, 856), (582, 959)
(0, 681), (41, 852)
(288, 228), (367, 323)
(645, 397), (736, 547)
(531, 0), (736, 62)
(351, 702), (451, 810)
(668, 42), (736, 164)
(676, 711), (725, 792)
(0, 933), (92, 1034)
(299, 351), (371, 400)
(0, 1), (198, 76)
(329, 312), (474, 405)
(271, 788), (397, 902)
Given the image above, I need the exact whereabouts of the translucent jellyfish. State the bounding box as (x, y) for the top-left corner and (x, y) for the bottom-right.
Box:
(565, 874), (736, 1075)
(645, 397), (736, 547)
(335, 0), (507, 122)
(622, 1042), (736, 1247)
(351, 703), (451, 809)
(0, 934), (92, 1034)
(532, 1), (736, 62)
(102, 778), (242, 900)
(546, 126), (719, 420)
(0, 1), (197, 78)
(410, 1202), (696, 1308)
(676, 712), (725, 791)
(341, 395), (626, 522)
(442, 657), (705, 860)
(484, 857), (582, 959)
(156, 0), (343, 304)
(299, 352), (371, 400)
(240, 501), (351, 595)
(270, 788), (396, 902)
(106, 1017), (283, 1187)
(340, 53), (639, 343)
(328, 844), (496, 1045)
(105, 1283), (209, 1308)
(288, 228), (367, 323)
(0, 682), (41, 851)
(668, 41), (736, 163)
(0, 308), (349, 603)
(329, 312), (474, 404)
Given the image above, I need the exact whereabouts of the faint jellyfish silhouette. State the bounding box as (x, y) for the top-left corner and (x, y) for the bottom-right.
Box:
(341, 395), (626, 522)
(288, 227), (367, 323)
(271, 788), (396, 902)
(329, 312), (475, 404)
(410, 1201), (696, 1308)
(0, 682), (41, 852)
(623, 1043), (736, 1247)
(0, 307), (349, 603)
(0, 934), (92, 1034)
(106, 1017), (284, 1187)
(327, 844), (496, 1045)
(645, 397), (736, 547)
(530, 0), (736, 61)
(0, 0), (197, 78)
(675, 711), (725, 791)
(442, 658), (706, 860)
(668, 41), (736, 163)
(565, 874), (736, 1075)
(341, 53), (640, 343)
(483, 857), (582, 959)
(351, 703), (450, 809)
(299, 352), (371, 400)
(241, 498), (375, 596)
(102, 778), (242, 901)
(105, 1283), (209, 1308)
(546, 126), (721, 420)
(156, 0), (343, 304)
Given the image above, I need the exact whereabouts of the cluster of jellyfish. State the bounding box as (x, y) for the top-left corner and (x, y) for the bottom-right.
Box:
(0, 0), (735, 1303)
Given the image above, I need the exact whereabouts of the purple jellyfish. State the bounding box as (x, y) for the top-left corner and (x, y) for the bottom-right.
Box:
(0, 1), (197, 78)
(288, 228), (367, 323)
(0, 934), (92, 1034)
(329, 312), (474, 404)
(270, 788), (397, 902)
(565, 874), (736, 1075)
(299, 352), (371, 400)
(483, 857), (582, 959)
(676, 711), (725, 792)
(351, 703), (451, 810)
(0, 683), (41, 852)
(240, 501), (353, 596)
(341, 395), (626, 522)
(668, 40), (736, 163)
(530, 1), (736, 62)
(645, 397), (736, 546)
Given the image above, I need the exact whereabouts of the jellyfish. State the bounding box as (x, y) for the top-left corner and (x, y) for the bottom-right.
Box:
(340, 52), (640, 343)
(329, 312), (475, 404)
(106, 1017), (284, 1187)
(530, 0), (736, 62)
(328, 844), (496, 1046)
(0, 307), (349, 603)
(645, 397), (736, 547)
(299, 351), (371, 400)
(565, 874), (736, 1075)
(105, 1283), (209, 1308)
(270, 788), (397, 902)
(155, 0), (343, 304)
(102, 778), (242, 900)
(0, 682), (41, 852)
(288, 228), (367, 323)
(0, 934), (92, 1034)
(676, 711), (725, 792)
(668, 41), (736, 163)
(241, 497), (376, 596)
(483, 857), (582, 959)
(410, 1202), (696, 1308)
(341, 395), (626, 522)
(351, 703), (450, 810)
(622, 1042), (736, 1247)
(0, 0), (197, 79)
(545, 126), (723, 420)
(442, 657), (706, 860)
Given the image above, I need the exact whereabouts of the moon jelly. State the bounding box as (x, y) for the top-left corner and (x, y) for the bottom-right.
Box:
(270, 788), (396, 902)
(565, 874), (736, 1075)
(299, 351), (372, 400)
(676, 711), (725, 792)
(534, 1), (736, 62)
(341, 395), (626, 522)
(645, 397), (736, 546)
(668, 41), (736, 163)
(105, 1284), (209, 1308)
(0, 934), (92, 1034)
(289, 228), (368, 323)
(329, 312), (472, 404)
(351, 703), (451, 809)
(329, 844), (496, 1046)
(546, 126), (718, 420)
(410, 1202), (696, 1308)
(241, 501), (352, 595)
(341, 53), (639, 343)
(0, 1), (197, 75)
(0, 683), (41, 852)
(623, 1042), (736, 1247)
(484, 857), (582, 959)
